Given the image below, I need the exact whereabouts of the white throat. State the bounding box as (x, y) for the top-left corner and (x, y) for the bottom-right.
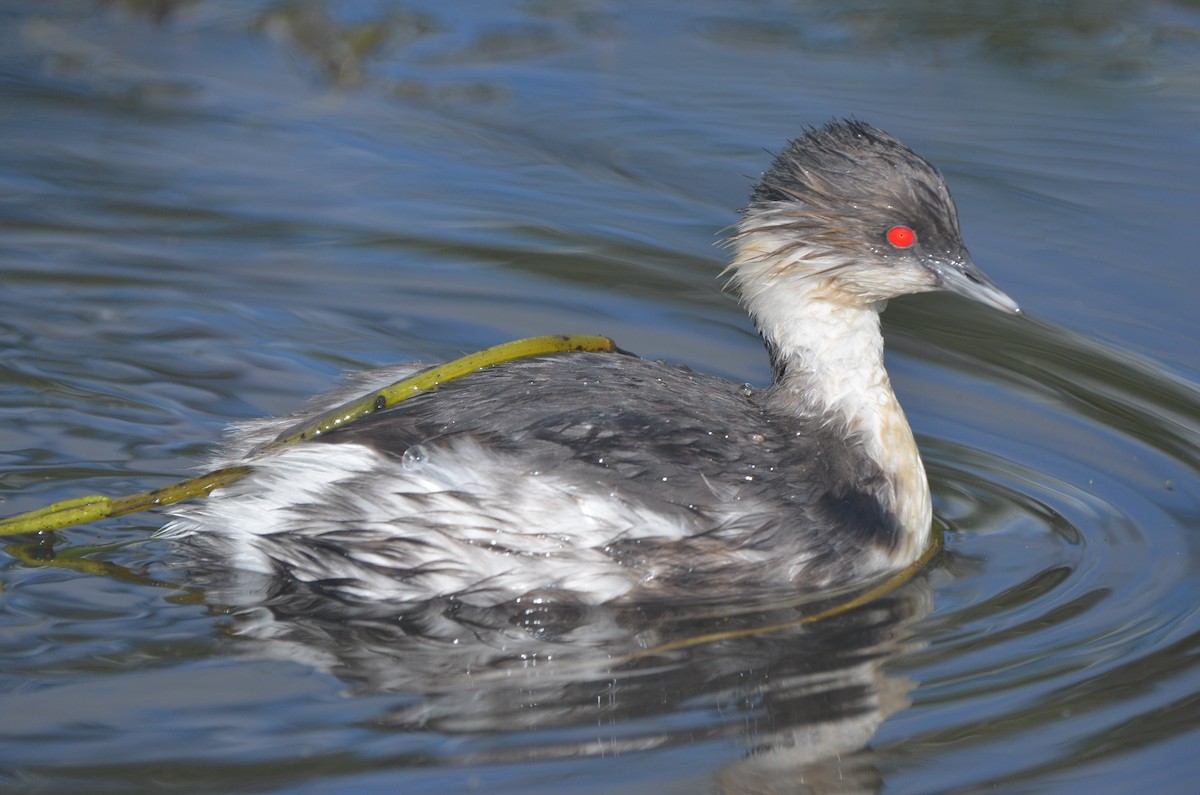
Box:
(730, 242), (932, 561)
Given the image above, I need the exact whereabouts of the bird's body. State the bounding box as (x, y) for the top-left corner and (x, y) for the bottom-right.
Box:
(165, 121), (1019, 608)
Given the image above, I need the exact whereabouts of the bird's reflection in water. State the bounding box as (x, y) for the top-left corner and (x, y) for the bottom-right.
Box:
(202, 572), (933, 793)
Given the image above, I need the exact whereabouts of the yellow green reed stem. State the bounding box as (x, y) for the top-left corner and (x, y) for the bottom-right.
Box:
(0, 335), (619, 536)
(0, 467), (254, 536)
(263, 334), (619, 449)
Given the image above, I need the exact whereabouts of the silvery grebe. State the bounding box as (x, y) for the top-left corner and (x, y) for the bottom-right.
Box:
(164, 121), (1019, 607)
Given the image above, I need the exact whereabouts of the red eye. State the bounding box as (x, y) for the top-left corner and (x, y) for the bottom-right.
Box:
(886, 226), (916, 248)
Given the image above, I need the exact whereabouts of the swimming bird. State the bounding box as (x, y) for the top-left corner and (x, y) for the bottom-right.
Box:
(164, 120), (1020, 608)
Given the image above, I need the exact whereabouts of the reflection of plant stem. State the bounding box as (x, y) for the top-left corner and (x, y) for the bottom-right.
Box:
(0, 335), (619, 538)
(4, 535), (205, 603)
(629, 523), (944, 658)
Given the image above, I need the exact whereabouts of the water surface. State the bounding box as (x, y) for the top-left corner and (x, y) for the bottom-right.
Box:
(2, 2), (1199, 793)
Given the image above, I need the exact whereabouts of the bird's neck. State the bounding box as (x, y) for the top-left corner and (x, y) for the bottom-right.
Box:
(748, 281), (932, 561)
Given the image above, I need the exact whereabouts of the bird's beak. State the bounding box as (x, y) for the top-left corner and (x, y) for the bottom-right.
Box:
(928, 254), (1022, 315)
